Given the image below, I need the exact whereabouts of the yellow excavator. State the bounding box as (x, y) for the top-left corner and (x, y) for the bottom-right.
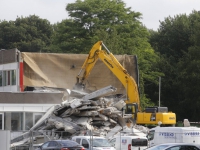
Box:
(75, 41), (176, 126)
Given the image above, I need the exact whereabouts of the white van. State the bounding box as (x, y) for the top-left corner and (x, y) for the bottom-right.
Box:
(109, 136), (148, 150)
(72, 136), (116, 150)
(148, 126), (200, 147)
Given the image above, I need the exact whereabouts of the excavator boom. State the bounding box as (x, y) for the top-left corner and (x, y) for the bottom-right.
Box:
(76, 41), (140, 107)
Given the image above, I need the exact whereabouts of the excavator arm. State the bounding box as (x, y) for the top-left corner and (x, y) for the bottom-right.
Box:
(75, 41), (140, 121)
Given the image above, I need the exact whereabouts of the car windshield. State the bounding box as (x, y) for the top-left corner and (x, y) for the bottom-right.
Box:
(132, 139), (148, 146)
(146, 144), (171, 150)
(89, 139), (112, 147)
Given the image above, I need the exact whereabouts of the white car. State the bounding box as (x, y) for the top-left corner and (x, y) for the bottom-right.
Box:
(146, 143), (200, 150)
(72, 136), (116, 150)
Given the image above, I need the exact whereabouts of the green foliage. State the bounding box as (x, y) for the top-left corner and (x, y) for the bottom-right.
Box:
(149, 10), (200, 121)
(53, 0), (143, 53)
(0, 15), (53, 52)
(177, 12), (200, 120)
(177, 46), (200, 120)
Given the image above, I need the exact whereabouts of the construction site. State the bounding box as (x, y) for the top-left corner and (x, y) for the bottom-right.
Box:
(0, 41), (177, 150)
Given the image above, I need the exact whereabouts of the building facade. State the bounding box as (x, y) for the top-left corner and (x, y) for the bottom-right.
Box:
(0, 49), (23, 92)
(0, 49), (63, 133)
(0, 48), (138, 134)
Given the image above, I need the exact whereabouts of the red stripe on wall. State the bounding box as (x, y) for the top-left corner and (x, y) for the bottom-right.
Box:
(19, 62), (24, 91)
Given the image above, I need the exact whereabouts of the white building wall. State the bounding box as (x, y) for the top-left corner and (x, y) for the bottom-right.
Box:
(0, 104), (58, 131)
(0, 86), (18, 92)
(0, 62), (18, 70)
(0, 62), (19, 92)
(0, 104), (55, 112)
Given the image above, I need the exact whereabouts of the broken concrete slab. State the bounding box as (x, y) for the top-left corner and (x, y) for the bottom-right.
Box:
(82, 85), (117, 100)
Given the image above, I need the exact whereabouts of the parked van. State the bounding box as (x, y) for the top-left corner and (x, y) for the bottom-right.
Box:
(72, 136), (116, 150)
(109, 136), (148, 150)
(148, 126), (200, 147)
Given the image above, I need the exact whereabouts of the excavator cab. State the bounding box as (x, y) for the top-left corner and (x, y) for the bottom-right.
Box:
(125, 103), (139, 123)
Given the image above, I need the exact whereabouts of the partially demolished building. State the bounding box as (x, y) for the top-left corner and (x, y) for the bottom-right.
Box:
(0, 49), (138, 131)
(0, 49), (147, 149)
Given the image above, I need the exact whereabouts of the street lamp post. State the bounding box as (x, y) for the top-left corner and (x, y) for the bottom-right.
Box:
(159, 76), (161, 107)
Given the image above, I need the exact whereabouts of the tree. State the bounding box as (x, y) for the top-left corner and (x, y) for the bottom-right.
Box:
(53, 0), (144, 53)
(0, 15), (53, 52)
(149, 10), (200, 121)
(176, 11), (200, 120)
(51, 0), (162, 109)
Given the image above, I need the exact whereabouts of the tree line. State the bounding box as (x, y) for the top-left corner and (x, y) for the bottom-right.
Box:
(0, 0), (200, 122)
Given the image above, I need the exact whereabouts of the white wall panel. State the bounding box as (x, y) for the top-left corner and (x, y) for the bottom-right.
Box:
(0, 104), (56, 112)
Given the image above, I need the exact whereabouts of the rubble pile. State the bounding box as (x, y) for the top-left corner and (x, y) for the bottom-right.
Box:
(12, 85), (140, 145)
(39, 85), (132, 137)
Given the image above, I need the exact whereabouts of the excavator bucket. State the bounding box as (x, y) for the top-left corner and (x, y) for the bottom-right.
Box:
(73, 83), (85, 91)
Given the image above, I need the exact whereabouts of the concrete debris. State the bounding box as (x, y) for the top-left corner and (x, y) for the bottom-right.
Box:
(69, 89), (88, 98)
(82, 85), (117, 100)
(183, 119), (190, 127)
(11, 85), (148, 146)
(113, 100), (126, 110)
(70, 98), (82, 108)
(106, 125), (122, 138)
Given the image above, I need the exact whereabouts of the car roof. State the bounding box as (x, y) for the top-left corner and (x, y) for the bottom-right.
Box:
(153, 143), (200, 148)
(42, 140), (80, 145)
(54, 140), (74, 142)
(51, 140), (80, 143)
(158, 143), (200, 146)
(72, 136), (105, 139)
(147, 143), (200, 150)
(112, 135), (147, 138)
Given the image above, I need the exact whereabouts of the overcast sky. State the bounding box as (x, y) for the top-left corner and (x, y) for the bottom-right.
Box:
(0, 0), (200, 30)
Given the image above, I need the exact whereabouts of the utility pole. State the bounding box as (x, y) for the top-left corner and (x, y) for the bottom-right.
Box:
(159, 76), (161, 107)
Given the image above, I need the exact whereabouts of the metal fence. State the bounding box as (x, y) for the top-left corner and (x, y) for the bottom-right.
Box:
(10, 129), (147, 150)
